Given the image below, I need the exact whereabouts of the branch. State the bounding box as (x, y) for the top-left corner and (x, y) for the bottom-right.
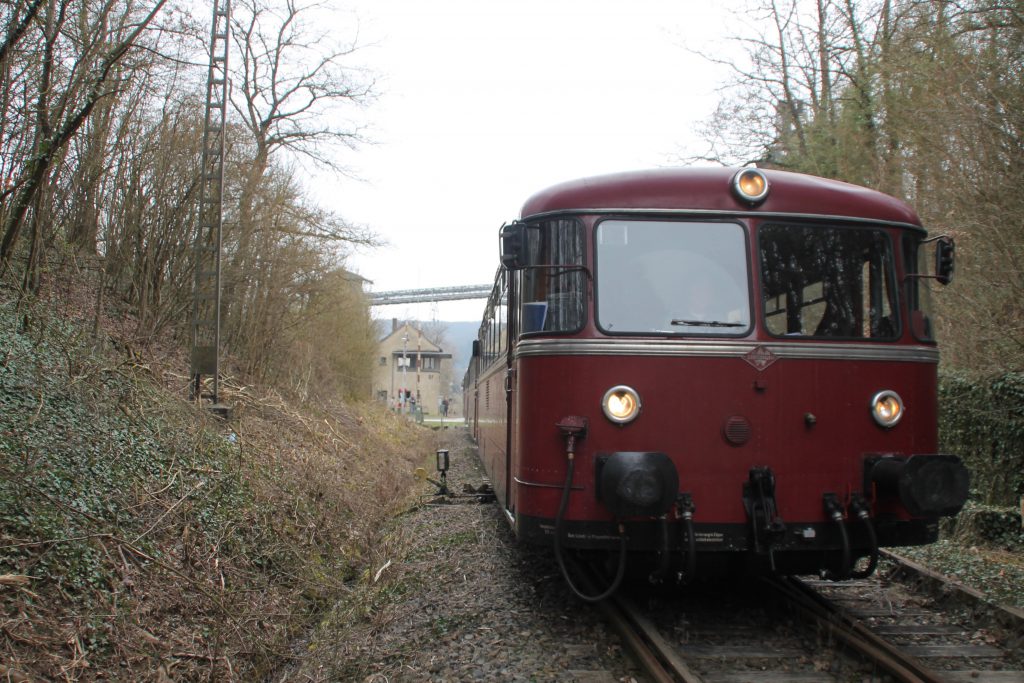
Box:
(0, 0), (171, 269)
(0, 0), (45, 65)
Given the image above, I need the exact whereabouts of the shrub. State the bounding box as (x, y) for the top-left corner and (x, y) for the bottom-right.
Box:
(939, 371), (1024, 506)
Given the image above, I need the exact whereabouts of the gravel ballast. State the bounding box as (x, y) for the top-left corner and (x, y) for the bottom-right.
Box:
(290, 427), (641, 682)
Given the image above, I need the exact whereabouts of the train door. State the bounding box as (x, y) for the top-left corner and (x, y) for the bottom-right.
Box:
(503, 268), (518, 520)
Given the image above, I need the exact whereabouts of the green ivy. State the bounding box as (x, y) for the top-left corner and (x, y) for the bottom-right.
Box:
(939, 371), (1024, 506)
(0, 300), (259, 601)
(941, 501), (1023, 549)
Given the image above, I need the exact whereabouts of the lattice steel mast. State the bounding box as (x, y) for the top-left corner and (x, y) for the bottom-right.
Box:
(190, 0), (230, 408)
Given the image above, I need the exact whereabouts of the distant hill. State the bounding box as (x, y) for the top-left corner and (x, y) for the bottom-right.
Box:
(440, 320), (480, 378)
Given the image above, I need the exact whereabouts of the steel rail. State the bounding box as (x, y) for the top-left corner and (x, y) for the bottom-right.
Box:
(594, 595), (678, 683)
(610, 593), (706, 683)
(767, 576), (949, 683)
(571, 558), (702, 683)
(575, 556), (988, 683)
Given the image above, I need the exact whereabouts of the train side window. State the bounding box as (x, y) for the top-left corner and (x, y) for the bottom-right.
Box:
(497, 269), (508, 357)
(477, 267), (510, 369)
(478, 297), (495, 369)
(760, 224), (898, 340)
(520, 219), (585, 334)
(903, 235), (937, 342)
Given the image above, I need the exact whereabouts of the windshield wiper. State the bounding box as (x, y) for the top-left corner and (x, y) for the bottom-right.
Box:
(670, 319), (745, 328)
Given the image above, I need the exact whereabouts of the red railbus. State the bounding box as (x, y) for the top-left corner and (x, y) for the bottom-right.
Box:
(464, 167), (965, 598)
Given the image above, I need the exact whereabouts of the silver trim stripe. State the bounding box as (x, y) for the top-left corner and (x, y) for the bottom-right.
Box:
(513, 338), (939, 364)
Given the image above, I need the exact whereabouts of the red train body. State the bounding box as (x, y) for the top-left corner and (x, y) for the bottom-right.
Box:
(464, 167), (966, 587)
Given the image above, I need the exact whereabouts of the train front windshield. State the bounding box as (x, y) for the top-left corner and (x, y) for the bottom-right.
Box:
(596, 220), (751, 335)
(596, 220), (902, 339)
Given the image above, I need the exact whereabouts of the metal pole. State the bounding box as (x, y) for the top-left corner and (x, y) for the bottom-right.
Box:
(190, 0), (230, 414)
(402, 331), (409, 414)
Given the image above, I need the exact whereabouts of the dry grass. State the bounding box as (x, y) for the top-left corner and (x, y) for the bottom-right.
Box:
(0, 267), (437, 680)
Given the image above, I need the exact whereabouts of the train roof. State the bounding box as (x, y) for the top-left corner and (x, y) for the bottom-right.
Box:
(519, 167), (922, 227)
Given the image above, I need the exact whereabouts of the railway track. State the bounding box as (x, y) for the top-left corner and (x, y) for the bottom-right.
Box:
(586, 554), (1024, 683)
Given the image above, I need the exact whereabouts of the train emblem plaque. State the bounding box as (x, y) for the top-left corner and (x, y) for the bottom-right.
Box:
(743, 345), (778, 371)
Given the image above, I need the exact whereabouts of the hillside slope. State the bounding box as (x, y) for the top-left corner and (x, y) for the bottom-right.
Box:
(0, 288), (434, 680)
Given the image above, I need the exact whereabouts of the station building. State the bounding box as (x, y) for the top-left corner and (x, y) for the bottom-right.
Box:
(372, 320), (454, 416)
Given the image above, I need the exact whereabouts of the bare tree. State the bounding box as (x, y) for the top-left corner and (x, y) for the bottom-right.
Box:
(687, 0), (1024, 371)
(222, 0), (376, 365)
(0, 0), (170, 284)
(0, 0), (385, 398)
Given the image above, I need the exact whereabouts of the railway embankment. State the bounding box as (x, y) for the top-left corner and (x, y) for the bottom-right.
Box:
(0, 290), (433, 681)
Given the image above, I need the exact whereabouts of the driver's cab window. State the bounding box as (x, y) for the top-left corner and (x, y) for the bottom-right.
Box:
(760, 224), (899, 339)
(904, 234), (937, 342)
(595, 220), (750, 335)
(520, 219), (585, 334)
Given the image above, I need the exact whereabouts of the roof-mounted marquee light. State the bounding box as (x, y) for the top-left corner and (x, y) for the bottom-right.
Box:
(732, 168), (770, 205)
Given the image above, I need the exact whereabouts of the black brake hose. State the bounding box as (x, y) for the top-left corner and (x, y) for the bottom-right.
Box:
(825, 514), (852, 581)
(553, 454), (628, 602)
(850, 508), (879, 579)
(649, 515), (671, 583)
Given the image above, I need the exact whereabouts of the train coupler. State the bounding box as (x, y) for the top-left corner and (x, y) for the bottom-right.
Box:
(743, 467), (786, 570)
(674, 493), (697, 584)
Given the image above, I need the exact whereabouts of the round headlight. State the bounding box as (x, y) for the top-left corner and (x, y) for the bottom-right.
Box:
(870, 390), (904, 428)
(732, 168), (770, 204)
(602, 385), (641, 424)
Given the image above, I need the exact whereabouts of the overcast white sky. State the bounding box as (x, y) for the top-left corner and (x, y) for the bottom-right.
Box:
(309, 0), (734, 322)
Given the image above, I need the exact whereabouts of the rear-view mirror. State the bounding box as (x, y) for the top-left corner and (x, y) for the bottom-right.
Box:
(935, 237), (954, 286)
(499, 222), (527, 270)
